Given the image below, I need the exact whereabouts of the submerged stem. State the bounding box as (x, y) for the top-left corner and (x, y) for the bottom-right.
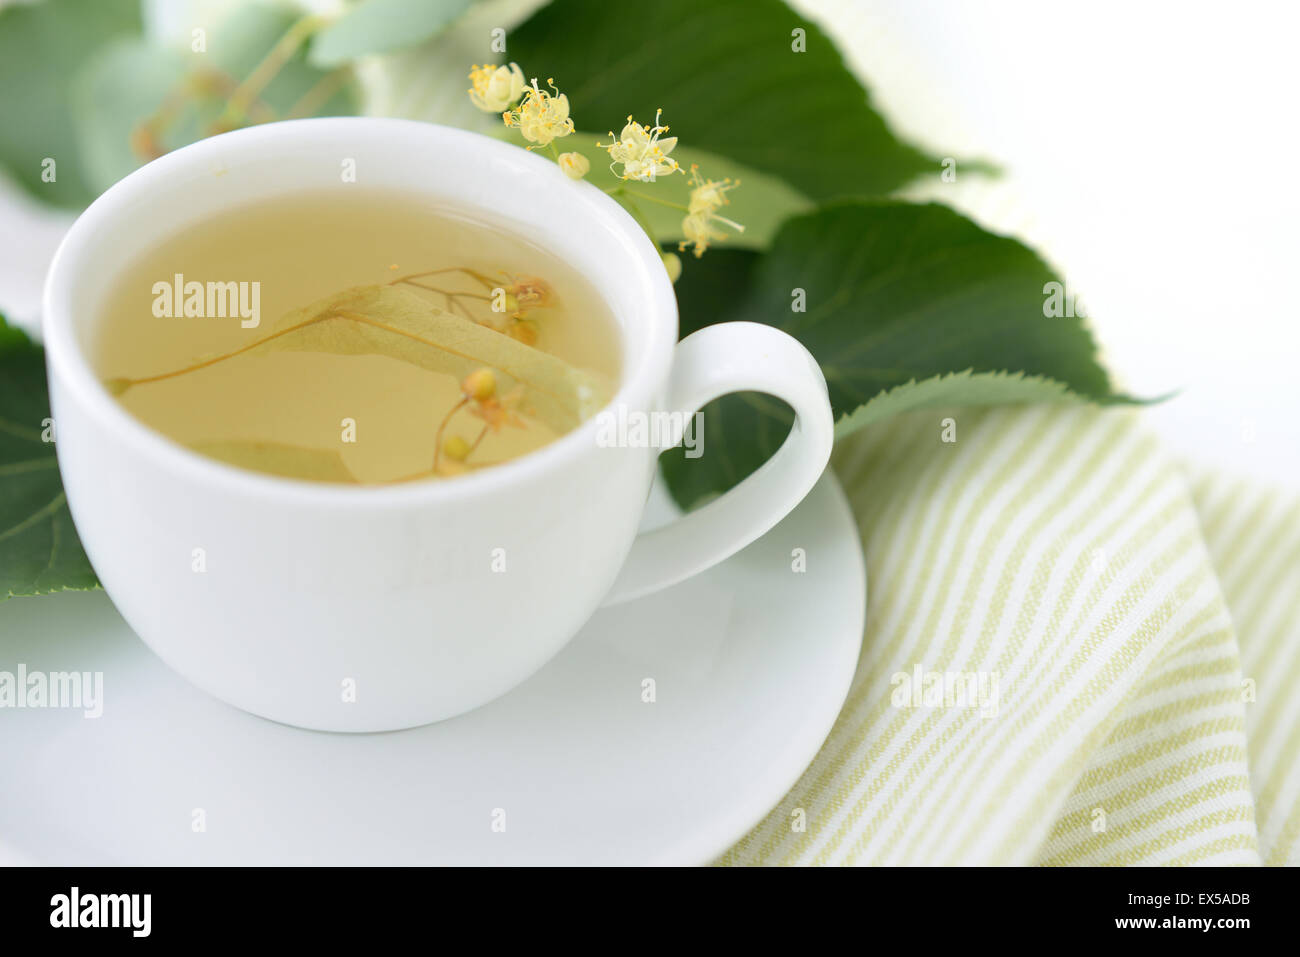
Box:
(111, 307), (566, 404)
(433, 398), (469, 472)
(113, 314), (334, 388)
(468, 423), (490, 456)
(390, 266), (496, 289)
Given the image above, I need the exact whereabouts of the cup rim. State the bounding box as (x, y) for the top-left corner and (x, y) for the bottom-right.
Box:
(41, 117), (677, 507)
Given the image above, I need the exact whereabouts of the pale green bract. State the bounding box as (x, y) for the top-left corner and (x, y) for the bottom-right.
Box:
(109, 283), (615, 445)
(236, 284), (615, 435)
(309, 0), (475, 66)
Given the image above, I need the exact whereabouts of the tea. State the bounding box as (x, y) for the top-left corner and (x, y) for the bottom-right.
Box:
(94, 189), (621, 484)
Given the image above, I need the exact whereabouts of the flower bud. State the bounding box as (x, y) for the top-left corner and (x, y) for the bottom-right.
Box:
(558, 151), (591, 180)
(461, 368), (496, 401)
(443, 435), (471, 461)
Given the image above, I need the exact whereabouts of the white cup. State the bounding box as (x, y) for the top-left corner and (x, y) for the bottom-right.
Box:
(42, 118), (833, 731)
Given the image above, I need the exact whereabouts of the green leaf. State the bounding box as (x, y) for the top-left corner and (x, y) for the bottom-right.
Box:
(202, 3), (358, 116)
(831, 369), (1081, 438)
(0, 316), (98, 601)
(660, 201), (1126, 509)
(72, 3), (360, 197)
(507, 0), (937, 202)
(309, 0), (474, 66)
(0, 0), (143, 208)
(71, 38), (190, 199)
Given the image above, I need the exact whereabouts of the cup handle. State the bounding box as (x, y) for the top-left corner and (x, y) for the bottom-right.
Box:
(601, 321), (834, 606)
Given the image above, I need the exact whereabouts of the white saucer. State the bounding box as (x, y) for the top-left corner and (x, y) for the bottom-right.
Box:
(0, 474), (864, 865)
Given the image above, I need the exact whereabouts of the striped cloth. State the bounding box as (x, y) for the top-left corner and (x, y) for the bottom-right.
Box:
(718, 405), (1298, 865)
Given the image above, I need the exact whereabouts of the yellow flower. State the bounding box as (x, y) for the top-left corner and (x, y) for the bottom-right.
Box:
(443, 435), (472, 462)
(502, 77), (574, 148)
(468, 63), (525, 113)
(558, 151), (590, 179)
(470, 387), (528, 432)
(508, 276), (552, 312)
(461, 368), (496, 401)
(599, 110), (681, 181)
(678, 165), (743, 258)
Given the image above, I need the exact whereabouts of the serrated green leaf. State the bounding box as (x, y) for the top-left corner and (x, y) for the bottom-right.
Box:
(660, 201), (1126, 510)
(0, 0), (143, 208)
(832, 369), (1079, 438)
(507, 0), (938, 202)
(0, 316), (98, 601)
(309, 0), (474, 66)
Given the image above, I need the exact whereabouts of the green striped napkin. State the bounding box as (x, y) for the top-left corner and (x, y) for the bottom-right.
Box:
(720, 405), (1298, 865)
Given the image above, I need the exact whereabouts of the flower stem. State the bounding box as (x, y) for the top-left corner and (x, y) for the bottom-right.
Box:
(286, 67), (350, 119)
(611, 191), (662, 249)
(433, 398), (470, 471)
(622, 189), (689, 212)
(217, 14), (325, 129)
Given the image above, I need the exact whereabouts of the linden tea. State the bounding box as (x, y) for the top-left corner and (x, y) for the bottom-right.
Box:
(95, 190), (621, 484)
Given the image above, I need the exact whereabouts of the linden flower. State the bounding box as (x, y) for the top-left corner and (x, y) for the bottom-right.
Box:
(468, 63), (526, 113)
(679, 165), (744, 258)
(470, 387), (528, 432)
(461, 368), (496, 401)
(493, 275), (553, 322)
(557, 151), (590, 179)
(600, 110), (681, 181)
(509, 276), (552, 312)
(457, 367), (527, 431)
(502, 78), (574, 148)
